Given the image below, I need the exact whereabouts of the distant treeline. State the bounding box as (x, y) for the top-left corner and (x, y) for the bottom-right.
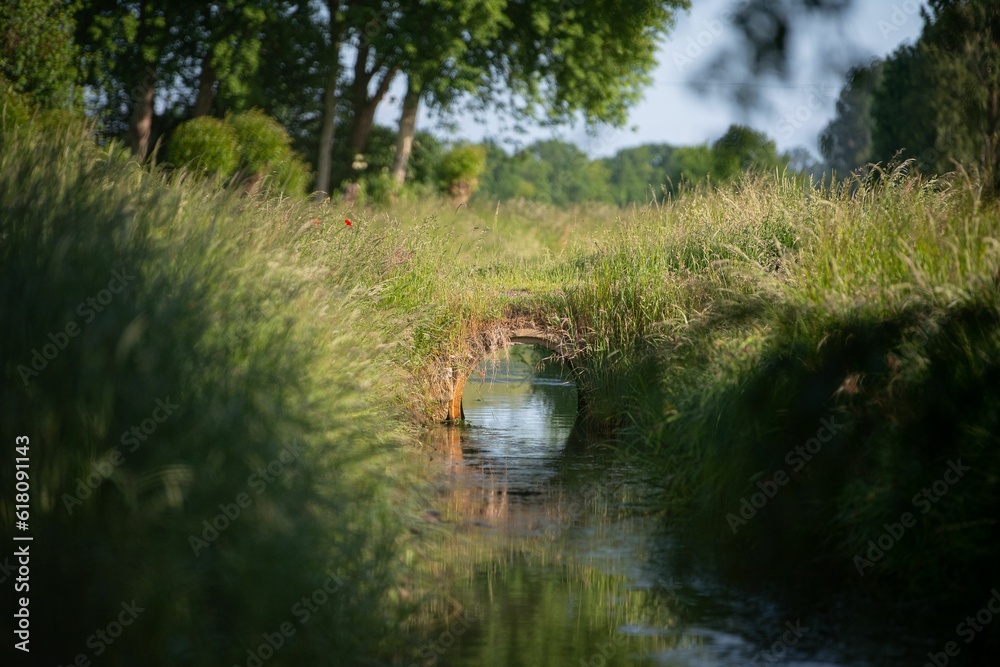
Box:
(477, 127), (822, 207)
(821, 0), (1000, 194)
(311, 121), (820, 207)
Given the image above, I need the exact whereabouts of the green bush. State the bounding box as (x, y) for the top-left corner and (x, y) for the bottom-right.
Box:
(169, 116), (240, 179)
(438, 143), (486, 185)
(265, 150), (312, 198)
(438, 144), (486, 199)
(170, 111), (309, 197)
(361, 171), (398, 205)
(229, 109), (291, 175)
(0, 78), (30, 128)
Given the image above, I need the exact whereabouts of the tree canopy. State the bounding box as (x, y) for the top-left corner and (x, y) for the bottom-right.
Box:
(821, 0), (1000, 193)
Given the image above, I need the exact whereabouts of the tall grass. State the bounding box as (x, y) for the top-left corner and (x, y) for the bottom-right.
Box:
(617, 168), (1000, 617)
(4, 112), (999, 657)
(0, 121), (416, 665)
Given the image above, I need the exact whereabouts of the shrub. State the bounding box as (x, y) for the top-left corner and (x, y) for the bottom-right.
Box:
(169, 116), (239, 179)
(361, 171), (398, 205)
(170, 111), (309, 197)
(228, 109), (291, 175)
(264, 150), (312, 197)
(438, 144), (486, 202)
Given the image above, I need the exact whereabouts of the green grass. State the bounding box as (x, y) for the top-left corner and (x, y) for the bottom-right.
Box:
(4, 115), (1000, 662)
(286, 166), (1000, 615)
(0, 120), (420, 665)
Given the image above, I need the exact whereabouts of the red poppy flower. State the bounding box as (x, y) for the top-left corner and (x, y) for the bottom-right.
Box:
(311, 218), (321, 226)
(344, 218), (353, 227)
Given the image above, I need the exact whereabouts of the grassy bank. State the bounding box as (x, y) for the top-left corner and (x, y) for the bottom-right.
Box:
(345, 166), (1000, 627)
(3, 116), (999, 662)
(0, 121), (420, 665)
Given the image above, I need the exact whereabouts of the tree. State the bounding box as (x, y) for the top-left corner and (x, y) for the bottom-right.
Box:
(870, 0), (1000, 192)
(388, 0), (506, 186)
(784, 146), (824, 181)
(602, 144), (675, 206)
(337, 1), (401, 185)
(347, 0), (687, 192)
(923, 0), (1000, 192)
(228, 1), (329, 155)
(478, 139), (612, 206)
(76, 1), (294, 160)
(870, 43), (938, 173)
(665, 144), (714, 192)
(185, 0), (273, 118)
(77, 0), (192, 159)
(692, 0), (858, 108)
(315, 0), (345, 196)
(0, 0), (80, 108)
(820, 61), (883, 176)
(711, 124), (785, 182)
(492, 0), (689, 127)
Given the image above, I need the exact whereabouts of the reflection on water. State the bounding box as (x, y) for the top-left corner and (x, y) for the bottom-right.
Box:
(420, 347), (924, 667)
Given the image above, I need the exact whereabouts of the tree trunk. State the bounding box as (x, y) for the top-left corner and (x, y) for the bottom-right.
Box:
(127, 3), (155, 161)
(390, 78), (421, 186)
(344, 65), (398, 178)
(315, 3), (343, 198)
(192, 53), (216, 117)
(127, 75), (155, 161)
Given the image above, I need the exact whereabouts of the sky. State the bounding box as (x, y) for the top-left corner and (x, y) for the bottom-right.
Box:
(374, 0), (928, 159)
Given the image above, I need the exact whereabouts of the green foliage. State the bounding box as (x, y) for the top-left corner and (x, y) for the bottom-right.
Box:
(1, 127), (411, 665)
(479, 139), (612, 206)
(0, 0), (80, 108)
(359, 171), (398, 206)
(711, 124), (786, 182)
(265, 150), (311, 198)
(169, 110), (310, 196)
(869, 0), (1000, 192)
(669, 144), (715, 188)
(408, 130), (445, 185)
(871, 43), (939, 172)
(438, 143), (487, 194)
(922, 0), (1000, 192)
(601, 144), (674, 206)
(496, 0), (690, 126)
(477, 130), (798, 208)
(169, 116), (240, 178)
(820, 61), (884, 175)
(228, 108), (292, 174)
(0, 77), (32, 133)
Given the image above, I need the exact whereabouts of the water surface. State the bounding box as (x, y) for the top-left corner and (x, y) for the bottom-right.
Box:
(421, 347), (927, 667)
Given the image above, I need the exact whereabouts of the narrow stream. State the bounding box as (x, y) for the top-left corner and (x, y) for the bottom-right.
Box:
(422, 347), (927, 667)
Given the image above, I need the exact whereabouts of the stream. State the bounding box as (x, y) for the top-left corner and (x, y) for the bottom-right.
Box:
(421, 347), (929, 667)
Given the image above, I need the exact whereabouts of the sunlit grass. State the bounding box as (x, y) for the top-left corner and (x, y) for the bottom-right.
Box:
(5, 112), (1000, 661)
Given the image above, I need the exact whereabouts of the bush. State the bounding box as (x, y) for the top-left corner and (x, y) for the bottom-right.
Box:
(169, 116), (239, 179)
(265, 151), (312, 198)
(438, 144), (486, 201)
(0, 77), (31, 136)
(228, 109), (292, 175)
(170, 111), (309, 197)
(361, 171), (398, 206)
